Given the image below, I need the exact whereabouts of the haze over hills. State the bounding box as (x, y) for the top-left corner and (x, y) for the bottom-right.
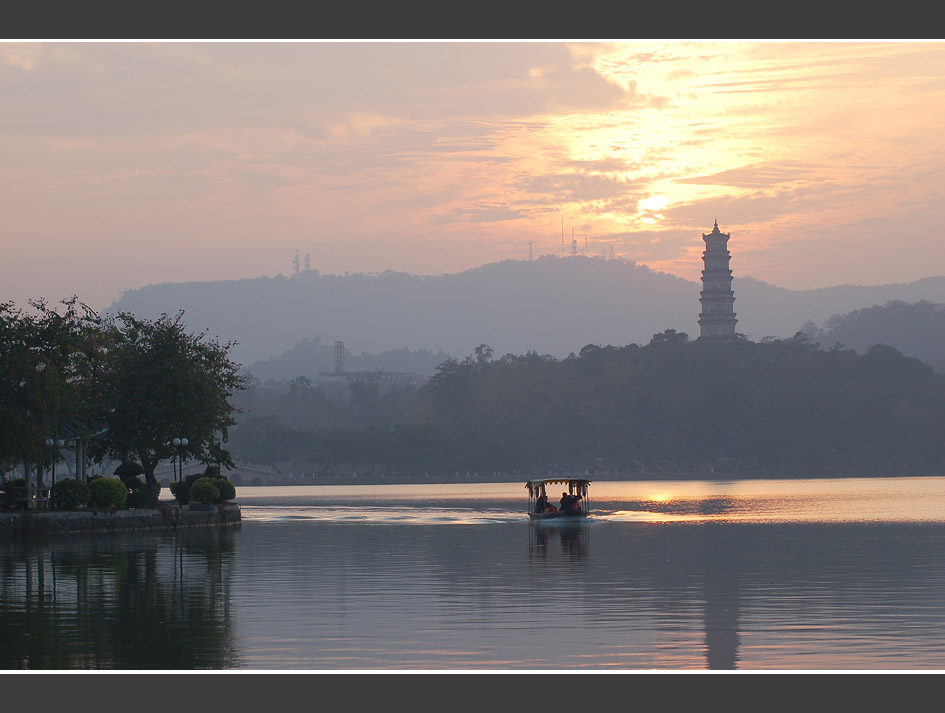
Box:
(107, 256), (945, 370)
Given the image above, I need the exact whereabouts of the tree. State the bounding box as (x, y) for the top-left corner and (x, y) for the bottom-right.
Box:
(0, 297), (99, 482)
(92, 311), (246, 488)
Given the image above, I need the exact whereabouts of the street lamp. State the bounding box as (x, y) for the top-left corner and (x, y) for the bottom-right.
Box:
(172, 437), (189, 482)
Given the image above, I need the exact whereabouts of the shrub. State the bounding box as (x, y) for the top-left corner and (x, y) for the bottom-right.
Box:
(52, 478), (91, 509)
(89, 477), (128, 509)
(170, 473), (204, 504)
(113, 461), (144, 477)
(126, 482), (161, 509)
(114, 462), (145, 492)
(0, 478), (27, 511)
(189, 477), (220, 505)
(123, 475), (146, 491)
(214, 478), (236, 501)
(170, 469), (233, 504)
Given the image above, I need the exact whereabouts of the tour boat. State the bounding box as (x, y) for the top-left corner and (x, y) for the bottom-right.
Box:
(526, 477), (591, 521)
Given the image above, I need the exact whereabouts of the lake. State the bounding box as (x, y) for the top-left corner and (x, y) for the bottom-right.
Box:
(2, 477), (944, 670)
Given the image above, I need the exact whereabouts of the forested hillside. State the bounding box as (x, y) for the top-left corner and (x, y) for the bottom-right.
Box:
(229, 332), (945, 478)
(801, 300), (945, 373)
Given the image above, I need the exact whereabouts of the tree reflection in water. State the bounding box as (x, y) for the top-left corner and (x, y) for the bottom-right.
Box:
(0, 529), (239, 669)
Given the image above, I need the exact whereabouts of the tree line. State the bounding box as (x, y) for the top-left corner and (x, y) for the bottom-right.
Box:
(0, 298), (245, 492)
(229, 330), (945, 477)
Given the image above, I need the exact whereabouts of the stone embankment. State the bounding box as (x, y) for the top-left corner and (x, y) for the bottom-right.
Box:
(0, 503), (241, 537)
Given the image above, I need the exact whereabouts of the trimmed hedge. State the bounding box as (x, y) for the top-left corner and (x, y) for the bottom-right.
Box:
(189, 477), (221, 505)
(214, 478), (236, 501)
(126, 482), (161, 509)
(53, 478), (91, 509)
(170, 470), (236, 504)
(89, 477), (128, 509)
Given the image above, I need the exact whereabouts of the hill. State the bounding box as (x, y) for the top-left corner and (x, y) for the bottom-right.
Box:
(107, 257), (945, 367)
(800, 300), (945, 373)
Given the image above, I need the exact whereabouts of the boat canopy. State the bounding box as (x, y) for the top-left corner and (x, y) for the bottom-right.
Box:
(526, 478), (591, 488)
(525, 478), (591, 498)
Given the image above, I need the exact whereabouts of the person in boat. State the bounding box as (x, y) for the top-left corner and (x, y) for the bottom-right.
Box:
(559, 492), (583, 511)
(536, 492), (549, 513)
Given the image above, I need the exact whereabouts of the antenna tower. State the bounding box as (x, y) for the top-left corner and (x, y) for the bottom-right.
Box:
(335, 341), (345, 375)
(292, 249), (300, 273)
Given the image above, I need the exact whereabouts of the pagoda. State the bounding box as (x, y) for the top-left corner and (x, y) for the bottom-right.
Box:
(697, 220), (737, 338)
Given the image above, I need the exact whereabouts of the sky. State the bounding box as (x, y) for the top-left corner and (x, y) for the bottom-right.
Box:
(3, 41), (945, 312)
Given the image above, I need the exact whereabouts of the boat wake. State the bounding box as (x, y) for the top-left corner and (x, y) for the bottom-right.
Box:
(242, 505), (525, 525)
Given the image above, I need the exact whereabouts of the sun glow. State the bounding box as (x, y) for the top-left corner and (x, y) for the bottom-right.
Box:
(637, 194), (668, 224)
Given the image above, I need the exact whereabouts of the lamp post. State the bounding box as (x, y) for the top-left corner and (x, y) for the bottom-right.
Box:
(172, 437), (189, 482)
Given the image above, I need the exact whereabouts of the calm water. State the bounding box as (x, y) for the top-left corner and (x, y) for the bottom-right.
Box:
(2, 477), (944, 670)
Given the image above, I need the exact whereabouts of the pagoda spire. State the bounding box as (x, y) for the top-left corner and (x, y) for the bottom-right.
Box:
(697, 221), (737, 338)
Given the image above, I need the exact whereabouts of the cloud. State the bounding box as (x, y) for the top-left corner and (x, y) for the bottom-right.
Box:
(676, 163), (818, 189)
(433, 203), (527, 225)
(519, 172), (638, 203)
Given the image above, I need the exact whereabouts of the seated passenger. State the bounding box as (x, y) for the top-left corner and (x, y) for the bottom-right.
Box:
(559, 492), (583, 511)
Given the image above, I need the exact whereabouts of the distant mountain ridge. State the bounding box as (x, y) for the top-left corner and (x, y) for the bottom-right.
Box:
(107, 257), (945, 367)
(801, 300), (945, 373)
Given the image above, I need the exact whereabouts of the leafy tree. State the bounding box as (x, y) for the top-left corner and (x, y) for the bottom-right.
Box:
(0, 297), (100, 482)
(91, 311), (246, 489)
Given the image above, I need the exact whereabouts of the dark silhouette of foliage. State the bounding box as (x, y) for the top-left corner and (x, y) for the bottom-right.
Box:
(802, 300), (945, 373)
(0, 298), (100, 478)
(88, 477), (128, 509)
(238, 331), (945, 477)
(189, 477), (221, 505)
(52, 478), (91, 509)
(90, 311), (246, 489)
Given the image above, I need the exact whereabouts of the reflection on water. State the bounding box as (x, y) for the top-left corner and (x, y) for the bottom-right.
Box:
(528, 522), (590, 562)
(0, 530), (240, 669)
(235, 476), (945, 525)
(2, 477), (944, 670)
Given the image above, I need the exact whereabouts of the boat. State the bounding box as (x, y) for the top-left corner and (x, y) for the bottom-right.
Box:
(526, 477), (591, 521)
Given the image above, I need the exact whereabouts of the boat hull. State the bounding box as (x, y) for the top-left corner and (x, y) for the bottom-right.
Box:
(528, 510), (588, 521)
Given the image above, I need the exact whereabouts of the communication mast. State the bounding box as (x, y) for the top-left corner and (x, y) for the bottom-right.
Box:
(292, 249), (300, 274)
(528, 242), (533, 262)
(335, 341), (345, 375)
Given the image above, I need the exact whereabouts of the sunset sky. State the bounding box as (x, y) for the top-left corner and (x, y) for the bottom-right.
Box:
(3, 41), (945, 311)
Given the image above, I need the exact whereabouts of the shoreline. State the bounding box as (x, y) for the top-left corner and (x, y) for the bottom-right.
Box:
(0, 503), (241, 538)
(233, 471), (937, 487)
